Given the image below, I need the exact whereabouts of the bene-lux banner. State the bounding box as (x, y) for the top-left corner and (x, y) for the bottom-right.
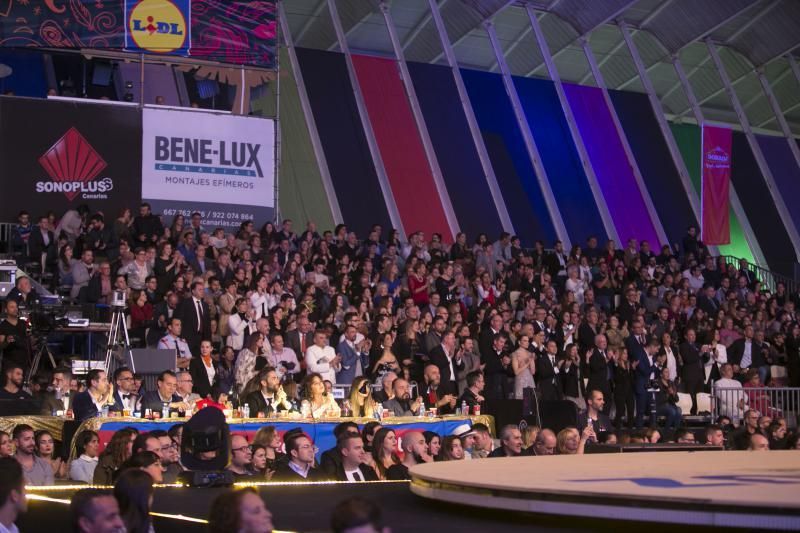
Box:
(141, 107), (275, 230)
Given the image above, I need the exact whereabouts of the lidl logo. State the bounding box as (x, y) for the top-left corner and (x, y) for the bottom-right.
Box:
(126, 0), (190, 55)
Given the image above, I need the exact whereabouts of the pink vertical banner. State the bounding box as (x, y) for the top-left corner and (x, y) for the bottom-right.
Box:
(701, 124), (732, 244)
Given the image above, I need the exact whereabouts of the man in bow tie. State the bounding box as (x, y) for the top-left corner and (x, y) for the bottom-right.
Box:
(40, 366), (75, 416)
(110, 367), (139, 414)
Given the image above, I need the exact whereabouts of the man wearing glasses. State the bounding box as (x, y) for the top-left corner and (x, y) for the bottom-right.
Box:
(175, 371), (200, 408)
(731, 409), (765, 450)
(273, 433), (325, 481)
(150, 429), (183, 483)
(226, 434), (254, 479)
(110, 367), (139, 414)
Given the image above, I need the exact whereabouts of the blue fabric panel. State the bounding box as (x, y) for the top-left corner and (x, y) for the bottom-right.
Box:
(757, 134), (800, 235)
(460, 68), (556, 246)
(295, 47), (391, 236)
(609, 89), (698, 247)
(730, 132), (795, 276)
(513, 76), (606, 243)
(406, 61), (503, 240)
(0, 49), (47, 98)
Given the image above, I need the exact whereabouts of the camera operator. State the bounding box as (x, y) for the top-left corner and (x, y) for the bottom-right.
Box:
(6, 276), (38, 308)
(0, 300), (30, 369)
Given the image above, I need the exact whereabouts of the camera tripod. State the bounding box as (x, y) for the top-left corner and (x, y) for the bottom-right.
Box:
(26, 334), (56, 386)
(104, 306), (135, 374)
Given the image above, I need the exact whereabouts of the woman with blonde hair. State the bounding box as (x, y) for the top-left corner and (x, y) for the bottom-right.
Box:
(556, 426), (592, 455)
(348, 376), (376, 417)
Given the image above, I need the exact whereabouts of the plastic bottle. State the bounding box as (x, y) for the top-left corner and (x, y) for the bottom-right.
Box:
(460, 401), (467, 416)
(161, 402), (169, 420)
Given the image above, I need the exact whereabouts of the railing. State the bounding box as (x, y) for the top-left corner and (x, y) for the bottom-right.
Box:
(712, 384), (800, 429)
(718, 255), (798, 293)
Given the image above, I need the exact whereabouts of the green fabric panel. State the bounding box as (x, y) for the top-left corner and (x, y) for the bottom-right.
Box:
(670, 123), (756, 264)
(251, 47), (335, 231)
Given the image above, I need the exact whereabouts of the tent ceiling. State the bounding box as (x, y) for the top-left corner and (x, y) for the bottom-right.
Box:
(283, 0), (800, 134)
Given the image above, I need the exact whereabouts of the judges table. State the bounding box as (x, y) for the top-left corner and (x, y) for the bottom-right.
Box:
(75, 414), (495, 459)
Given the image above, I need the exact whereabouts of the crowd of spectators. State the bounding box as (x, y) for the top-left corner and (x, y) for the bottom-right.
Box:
(1, 205), (800, 490)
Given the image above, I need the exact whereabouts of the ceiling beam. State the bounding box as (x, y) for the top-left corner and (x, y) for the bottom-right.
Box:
(757, 99), (800, 128)
(429, 1), (516, 64)
(724, 0), (780, 44)
(401, 0), (448, 50)
(326, 4), (379, 51)
(293, 0), (328, 45)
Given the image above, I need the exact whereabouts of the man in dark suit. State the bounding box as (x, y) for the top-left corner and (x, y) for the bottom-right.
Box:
(188, 244), (216, 276)
(86, 213), (119, 262)
(39, 366), (74, 415)
(728, 325), (768, 382)
(679, 328), (709, 415)
(72, 369), (110, 422)
(109, 367), (138, 414)
(535, 340), (562, 401)
(634, 337), (661, 428)
(697, 284), (720, 316)
(286, 316), (314, 369)
(586, 334), (612, 413)
(482, 332), (513, 401)
(334, 434), (379, 482)
(319, 422), (360, 478)
(175, 279), (211, 358)
(244, 367), (289, 417)
(27, 215), (56, 268)
(421, 364), (457, 414)
(139, 370), (187, 415)
(272, 433), (327, 481)
(625, 320), (648, 363)
(617, 288), (641, 328)
(478, 314), (504, 366)
(428, 332), (464, 397)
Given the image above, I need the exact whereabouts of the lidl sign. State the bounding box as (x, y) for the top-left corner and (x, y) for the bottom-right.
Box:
(125, 0), (190, 56)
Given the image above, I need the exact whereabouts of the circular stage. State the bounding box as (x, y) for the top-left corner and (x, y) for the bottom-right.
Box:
(409, 451), (800, 530)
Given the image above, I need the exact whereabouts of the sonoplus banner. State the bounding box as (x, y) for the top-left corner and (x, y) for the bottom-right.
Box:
(141, 106), (275, 230)
(0, 96), (142, 220)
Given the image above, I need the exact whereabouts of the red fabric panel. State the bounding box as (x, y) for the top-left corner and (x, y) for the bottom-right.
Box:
(352, 55), (452, 241)
(701, 124), (732, 245)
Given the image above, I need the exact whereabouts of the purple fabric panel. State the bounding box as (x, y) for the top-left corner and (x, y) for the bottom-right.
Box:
(756, 134), (800, 234)
(563, 83), (661, 247)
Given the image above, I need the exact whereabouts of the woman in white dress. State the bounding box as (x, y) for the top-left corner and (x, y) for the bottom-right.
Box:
(300, 372), (341, 418)
(511, 335), (536, 400)
(564, 266), (586, 305)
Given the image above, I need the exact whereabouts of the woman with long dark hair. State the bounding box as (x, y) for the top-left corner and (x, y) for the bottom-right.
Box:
(93, 427), (138, 485)
(300, 372), (340, 418)
(234, 332), (267, 394)
(114, 468), (154, 533)
(371, 428), (401, 480)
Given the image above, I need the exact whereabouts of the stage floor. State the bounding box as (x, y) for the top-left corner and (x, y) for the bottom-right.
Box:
(410, 451), (800, 530)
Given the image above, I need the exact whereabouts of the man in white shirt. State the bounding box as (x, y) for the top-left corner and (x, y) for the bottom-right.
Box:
(0, 457), (25, 533)
(714, 363), (747, 423)
(175, 371), (201, 406)
(250, 275), (270, 320)
(305, 330), (341, 383)
(158, 318), (191, 369)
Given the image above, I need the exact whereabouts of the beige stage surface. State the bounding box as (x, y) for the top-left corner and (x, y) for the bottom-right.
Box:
(410, 451), (800, 530)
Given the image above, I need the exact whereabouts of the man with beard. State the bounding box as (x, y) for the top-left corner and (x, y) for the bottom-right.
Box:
(386, 431), (430, 480)
(422, 364), (457, 414)
(383, 378), (423, 417)
(458, 371), (485, 411)
(0, 363), (31, 401)
(13, 424), (53, 485)
(0, 457), (26, 531)
(245, 367), (289, 417)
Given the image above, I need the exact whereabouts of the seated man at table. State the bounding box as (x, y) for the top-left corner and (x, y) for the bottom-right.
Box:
(140, 371), (189, 415)
(0, 362), (32, 401)
(40, 366), (74, 415)
(458, 371), (485, 411)
(72, 369), (110, 422)
(421, 365), (457, 415)
(175, 371), (201, 407)
(334, 433), (377, 482)
(383, 378), (423, 417)
(245, 367), (289, 417)
(272, 432), (326, 482)
(110, 367), (139, 414)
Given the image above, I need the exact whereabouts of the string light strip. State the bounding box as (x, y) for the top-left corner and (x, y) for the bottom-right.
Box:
(27, 480), (409, 491)
(27, 493), (294, 532)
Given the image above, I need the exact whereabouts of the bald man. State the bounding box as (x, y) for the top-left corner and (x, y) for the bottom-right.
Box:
(386, 431), (430, 481)
(422, 364), (457, 414)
